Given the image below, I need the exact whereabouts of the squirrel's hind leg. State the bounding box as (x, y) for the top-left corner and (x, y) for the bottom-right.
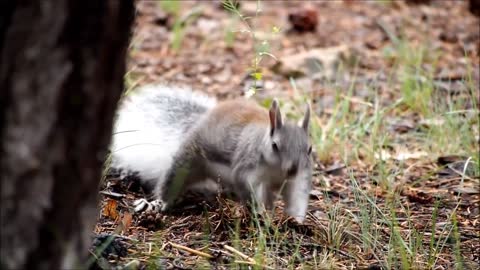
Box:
(135, 164), (208, 213)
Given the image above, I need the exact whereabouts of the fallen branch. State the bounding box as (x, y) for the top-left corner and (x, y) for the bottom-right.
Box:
(169, 242), (213, 259)
(223, 245), (254, 262)
(223, 245), (275, 269)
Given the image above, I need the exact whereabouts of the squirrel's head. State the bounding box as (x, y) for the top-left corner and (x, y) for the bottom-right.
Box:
(263, 99), (312, 178)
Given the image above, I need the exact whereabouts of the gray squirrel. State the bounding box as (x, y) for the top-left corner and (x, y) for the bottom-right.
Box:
(110, 84), (312, 223)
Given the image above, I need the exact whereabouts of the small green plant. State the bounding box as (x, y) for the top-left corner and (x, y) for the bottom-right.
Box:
(158, 0), (180, 15)
(384, 32), (439, 115)
(123, 67), (144, 96)
(222, 0), (279, 98)
(158, 0), (203, 53)
(376, 0), (393, 4)
(224, 17), (239, 48)
(426, 199), (441, 268)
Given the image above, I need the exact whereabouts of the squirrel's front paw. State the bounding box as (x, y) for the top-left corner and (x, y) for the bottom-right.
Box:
(133, 199), (163, 213)
(284, 207), (307, 224)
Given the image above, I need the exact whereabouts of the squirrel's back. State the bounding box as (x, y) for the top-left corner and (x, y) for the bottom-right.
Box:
(110, 84), (217, 188)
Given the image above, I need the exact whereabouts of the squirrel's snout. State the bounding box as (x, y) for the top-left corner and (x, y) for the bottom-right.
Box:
(282, 160), (298, 177)
(287, 164), (298, 177)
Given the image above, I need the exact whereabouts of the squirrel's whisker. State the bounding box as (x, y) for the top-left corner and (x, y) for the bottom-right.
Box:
(112, 129), (141, 135)
(112, 143), (166, 152)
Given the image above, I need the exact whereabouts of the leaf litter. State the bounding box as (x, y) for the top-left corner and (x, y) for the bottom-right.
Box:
(93, 1), (479, 269)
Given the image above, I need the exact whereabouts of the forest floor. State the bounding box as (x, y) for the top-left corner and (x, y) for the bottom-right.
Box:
(93, 1), (479, 269)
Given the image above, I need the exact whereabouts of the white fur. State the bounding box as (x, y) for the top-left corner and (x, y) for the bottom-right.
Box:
(110, 84), (217, 187)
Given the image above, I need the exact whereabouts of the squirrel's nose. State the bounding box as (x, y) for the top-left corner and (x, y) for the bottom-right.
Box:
(286, 164), (298, 177)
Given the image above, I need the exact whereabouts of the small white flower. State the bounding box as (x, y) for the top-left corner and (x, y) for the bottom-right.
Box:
(245, 88), (256, 98)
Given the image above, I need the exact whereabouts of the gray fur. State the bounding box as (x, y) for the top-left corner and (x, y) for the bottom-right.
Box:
(112, 85), (312, 222)
(156, 97), (312, 223)
(149, 93), (209, 133)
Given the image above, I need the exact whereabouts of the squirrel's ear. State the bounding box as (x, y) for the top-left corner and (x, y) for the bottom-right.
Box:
(269, 99), (283, 134)
(302, 103), (310, 132)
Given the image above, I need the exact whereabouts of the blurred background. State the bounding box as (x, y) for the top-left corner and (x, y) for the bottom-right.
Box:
(127, 1), (478, 98)
(125, 0), (479, 162)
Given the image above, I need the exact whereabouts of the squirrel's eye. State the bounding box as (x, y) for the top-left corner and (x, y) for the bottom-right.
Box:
(272, 142), (279, 152)
(307, 145), (312, 155)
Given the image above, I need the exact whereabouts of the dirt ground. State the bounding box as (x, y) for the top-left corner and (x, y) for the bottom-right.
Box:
(93, 1), (479, 269)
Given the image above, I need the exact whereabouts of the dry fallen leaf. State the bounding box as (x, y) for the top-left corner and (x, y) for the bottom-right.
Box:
(402, 188), (434, 204)
(437, 155), (468, 165)
(271, 45), (351, 79)
(452, 186), (479, 195)
(288, 6), (318, 33)
(121, 212), (133, 234)
(103, 198), (119, 220)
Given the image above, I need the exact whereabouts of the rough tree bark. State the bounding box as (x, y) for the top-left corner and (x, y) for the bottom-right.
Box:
(0, 0), (134, 269)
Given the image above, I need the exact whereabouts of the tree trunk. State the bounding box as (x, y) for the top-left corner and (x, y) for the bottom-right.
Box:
(471, 0), (480, 16)
(0, 0), (134, 269)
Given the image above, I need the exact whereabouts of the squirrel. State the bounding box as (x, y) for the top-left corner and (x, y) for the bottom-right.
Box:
(110, 84), (313, 223)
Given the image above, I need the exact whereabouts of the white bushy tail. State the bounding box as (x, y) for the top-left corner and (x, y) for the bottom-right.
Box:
(110, 84), (217, 188)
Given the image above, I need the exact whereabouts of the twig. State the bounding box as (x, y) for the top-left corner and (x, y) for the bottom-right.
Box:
(223, 245), (275, 269)
(216, 249), (235, 258)
(99, 190), (125, 199)
(169, 242), (213, 259)
(340, 94), (373, 107)
(223, 245), (254, 262)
